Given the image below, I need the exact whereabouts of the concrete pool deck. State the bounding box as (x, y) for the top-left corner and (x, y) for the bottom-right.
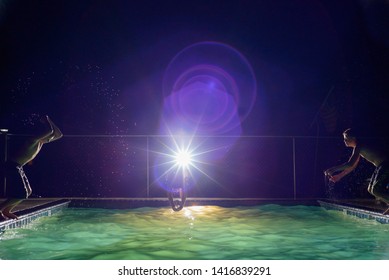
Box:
(1, 197), (389, 231)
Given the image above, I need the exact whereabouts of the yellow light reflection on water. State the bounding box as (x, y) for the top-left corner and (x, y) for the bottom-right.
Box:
(170, 205), (224, 219)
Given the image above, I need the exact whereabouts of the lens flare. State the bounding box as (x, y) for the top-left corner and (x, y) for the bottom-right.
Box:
(154, 41), (257, 192)
(163, 41), (257, 126)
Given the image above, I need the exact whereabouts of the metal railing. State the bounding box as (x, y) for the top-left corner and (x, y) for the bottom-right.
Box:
(1, 132), (351, 199)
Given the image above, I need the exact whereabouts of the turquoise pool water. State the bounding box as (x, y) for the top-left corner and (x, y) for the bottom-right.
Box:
(1, 204), (389, 260)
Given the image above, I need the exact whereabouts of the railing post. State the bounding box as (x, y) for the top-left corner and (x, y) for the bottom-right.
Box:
(1, 128), (8, 197)
(292, 137), (297, 200)
(146, 136), (150, 198)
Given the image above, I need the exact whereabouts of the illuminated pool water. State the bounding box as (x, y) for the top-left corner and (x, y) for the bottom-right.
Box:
(1, 205), (389, 260)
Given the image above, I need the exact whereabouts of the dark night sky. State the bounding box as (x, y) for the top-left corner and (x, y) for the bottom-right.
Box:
(0, 0), (388, 137)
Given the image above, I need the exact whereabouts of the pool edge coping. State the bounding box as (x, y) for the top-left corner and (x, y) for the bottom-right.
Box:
(0, 200), (70, 232)
(318, 200), (389, 224)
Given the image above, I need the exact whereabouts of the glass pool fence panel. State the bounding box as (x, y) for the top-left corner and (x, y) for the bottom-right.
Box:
(6, 135), (148, 198)
(294, 137), (340, 199)
(148, 136), (295, 198)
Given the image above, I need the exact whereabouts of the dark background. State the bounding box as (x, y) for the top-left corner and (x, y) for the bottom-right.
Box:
(0, 0), (388, 198)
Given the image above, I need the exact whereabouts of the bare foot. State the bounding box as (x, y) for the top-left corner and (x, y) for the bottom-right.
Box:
(1, 211), (18, 220)
(375, 199), (385, 205)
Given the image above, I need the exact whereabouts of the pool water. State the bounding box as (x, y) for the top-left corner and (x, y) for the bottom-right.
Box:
(1, 204), (389, 260)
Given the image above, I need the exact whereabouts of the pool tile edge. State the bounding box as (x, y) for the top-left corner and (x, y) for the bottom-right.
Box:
(318, 200), (389, 224)
(0, 200), (70, 232)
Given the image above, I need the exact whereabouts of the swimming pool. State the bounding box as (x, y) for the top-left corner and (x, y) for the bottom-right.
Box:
(1, 204), (389, 260)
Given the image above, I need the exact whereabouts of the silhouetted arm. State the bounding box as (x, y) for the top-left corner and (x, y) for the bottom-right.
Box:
(324, 146), (361, 183)
(35, 115), (63, 144)
(45, 116), (63, 142)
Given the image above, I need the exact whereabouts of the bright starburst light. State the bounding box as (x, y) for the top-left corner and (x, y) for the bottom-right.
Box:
(151, 130), (227, 192)
(174, 149), (192, 168)
(160, 134), (200, 178)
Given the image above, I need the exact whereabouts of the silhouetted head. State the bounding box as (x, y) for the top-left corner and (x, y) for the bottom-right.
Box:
(343, 128), (357, 148)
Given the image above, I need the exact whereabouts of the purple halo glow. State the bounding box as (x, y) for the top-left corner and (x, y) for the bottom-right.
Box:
(173, 64), (240, 106)
(163, 41), (257, 124)
(170, 64), (240, 134)
(161, 67), (242, 135)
